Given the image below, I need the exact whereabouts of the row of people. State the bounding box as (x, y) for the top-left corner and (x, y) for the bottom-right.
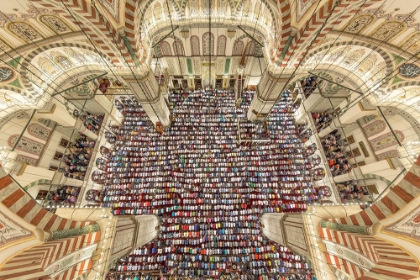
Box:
(62, 134), (95, 180)
(80, 113), (104, 134)
(321, 130), (352, 177)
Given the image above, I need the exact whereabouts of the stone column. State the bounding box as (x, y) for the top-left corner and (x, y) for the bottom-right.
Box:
(122, 71), (171, 128)
(260, 213), (287, 246)
(247, 68), (293, 122)
(320, 220), (373, 235)
(108, 215), (159, 263)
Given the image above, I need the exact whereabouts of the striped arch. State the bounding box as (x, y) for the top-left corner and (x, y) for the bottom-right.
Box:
(19, 42), (111, 98)
(0, 171), (96, 233)
(281, 0), (382, 65)
(330, 156), (420, 227)
(31, 0), (132, 64)
(278, 0), (292, 51)
(319, 227), (419, 279)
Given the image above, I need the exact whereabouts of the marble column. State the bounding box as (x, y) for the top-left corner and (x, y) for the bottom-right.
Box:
(247, 69), (293, 122)
(122, 71), (171, 128)
(320, 220), (373, 235)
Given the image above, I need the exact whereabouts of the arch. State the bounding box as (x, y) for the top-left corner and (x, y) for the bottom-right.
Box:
(400, 32), (420, 55)
(370, 21), (406, 41)
(232, 41), (244, 56)
(343, 15), (375, 33)
(173, 40), (185, 56)
(190, 36), (200, 56)
(160, 41), (172, 56)
(19, 43), (111, 98)
(245, 41), (256, 56)
(8, 134), (44, 155)
(302, 41), (394, 89)
(202, 32), (214, 56)
(217, 35), (226, 56)
(27, 123), (51, 141)
(6, 21), (44, 43)
(39, 15), (72, 34)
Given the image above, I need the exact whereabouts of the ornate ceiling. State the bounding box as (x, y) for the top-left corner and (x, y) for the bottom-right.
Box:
(0, 0), (418, 117)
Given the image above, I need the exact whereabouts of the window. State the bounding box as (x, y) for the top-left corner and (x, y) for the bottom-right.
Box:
(59, 138), (69, 148)
(53, 151), (64, 161)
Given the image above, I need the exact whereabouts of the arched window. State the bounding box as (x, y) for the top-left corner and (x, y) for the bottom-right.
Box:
(6, 22), (43, 43)
(401, 33), (420, 54)
(217, 35), (226, 56)
(173, 41), (185, 56)
(245, 41), (256, 56)
(202, 32), (214, 56)
(190, 36), (200, 56)
(39, 15), (71, 34)
(160, 41), (172, 56)
(344, 15), (374, 33)
(232, 41), (244, 56)
(371, 21), (405, 41)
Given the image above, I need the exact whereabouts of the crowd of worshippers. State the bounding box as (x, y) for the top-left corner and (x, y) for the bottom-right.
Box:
(61, 134), (95, 180)
(100, 91), (316, 279)
(336, 180), (370, 203)
(321, 130), (352, 177)
(39, 185), (80, 207)
(300, 76), (319, 99)
(80, 113), (104, 134)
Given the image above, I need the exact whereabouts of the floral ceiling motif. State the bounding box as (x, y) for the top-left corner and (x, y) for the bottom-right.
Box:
(296, 0), (318, 22)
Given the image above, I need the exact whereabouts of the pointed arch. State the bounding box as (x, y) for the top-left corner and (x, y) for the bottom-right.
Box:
(217, 35), (227, 56)
(190, 36), (200, 56)
(232, 41), (244, 56)
(160, 41), (172, 56)
(39, 15), (72, 34)
(6, 22), (44, 43)
(202, 32), (214, 56)
(370, 21), (406, 41)
(173, 40), (185, 56)
(343, 15), (375, 34)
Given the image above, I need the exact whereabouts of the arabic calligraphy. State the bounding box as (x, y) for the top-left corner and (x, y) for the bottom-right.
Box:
(399, 63), (420, 78)
(0, 67), (14, 82)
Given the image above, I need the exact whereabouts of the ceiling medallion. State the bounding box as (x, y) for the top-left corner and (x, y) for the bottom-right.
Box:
(0, 66), (16, 83)
(399, 63), (420, 78)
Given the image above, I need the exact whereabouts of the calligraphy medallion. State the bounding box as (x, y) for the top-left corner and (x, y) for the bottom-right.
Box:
(399, 63), (420, 78)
